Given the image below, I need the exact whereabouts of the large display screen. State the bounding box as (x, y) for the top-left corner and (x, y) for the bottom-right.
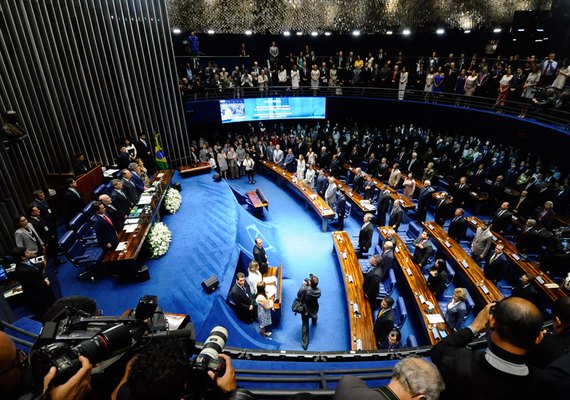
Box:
(219, 97), (326, 124)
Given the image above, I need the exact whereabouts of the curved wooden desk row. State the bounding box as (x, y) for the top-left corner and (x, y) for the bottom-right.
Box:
(331, 231), (376, 351)
(378, 227), (451, 346)
(343, 163), (416, 210)
(466, 216), (567, 304)
(313, 167), (376, 214)
(421, 221), (504, 304)
(103, 170), (174, 263)
(261, 161), (335, 231)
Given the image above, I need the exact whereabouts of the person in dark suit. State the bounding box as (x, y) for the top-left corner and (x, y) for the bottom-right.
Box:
(13, 246), (55, 318)
(378, 241), (394, 278)
(412, 231), (434, 268)
(63, 178), (84, 221)
(491, 202), (512, 234)
(471, 163), (487, 191)
(229, 272), (256, 323)
(516, 219), (540, 253)
(447, 208), (468, 242)
(128, 163), (146, 194)
(315, 170), (328, 198)
(358, 213), (374, 255)
(363, 254), (383, 311)
(427, 259), (449, 298)
(362, 176), (376, 201)
(433, 192), (451, 226)
(373, 296), (395, 348)
(110, 179), (132, 217)
(351, 168), (364, 193)
(513, 190), (534, 217)
(252, 237), (269, 274)
(415, 180), (434, 222)
(376, 189), (392, 226)
(121, 170), (141, 204)
(27, 205), (62, 265)
(99, 194), (125, 231)
(488, 175), (506, 208)
(388, 199), (405, 230)
(90, 202), (119, 251)
(406, 152), (421, 177)
(444, 287), (467, 331)
(484, 243), (509, 283)
(72, 153), (90, 176)
(510, 273), (540, 307)
(336, 188), (347, 231)
(135, 132), (155, 175)
(31, 190), (57, 234)
(298, 274), (321, 350)
(117, 146), (131, 170)
(453, 176), (470, 207)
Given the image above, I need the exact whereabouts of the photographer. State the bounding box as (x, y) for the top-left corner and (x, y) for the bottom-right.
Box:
(297, 275), (321, 351)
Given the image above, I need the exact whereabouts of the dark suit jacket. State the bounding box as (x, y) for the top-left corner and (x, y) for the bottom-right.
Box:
(297, 283), (321, 319)
(445, 301), (467, 331)
(514, 196), (534, 217)
(336, 195), (347, 218)
(253, 245), (268, 274)
(484, 253), (509, 282)
(376, 191), (391, 220)
(412, 239), (434, 266)
(363, 267), (383, 310)
(129, 172), (145, 194)
(15, 261), (55, 316)
(105, 204), (125, 231)
(453, 183), (470, 206)
(373, 307), (394, 347)
(91, 214), (119, 250)
(111, 190), (131, 217)
(434, 200), (451, 225)
(117, 152), (131, 170)
(427, 269), (448, 297)
(448, 217), (468, 242)
(229, 282), (255, 322)
(358, 223), (373, 252)
(379, 250), (394, 278)
(492, 209), (512, 233)
(121, 179), (139, 205)
(516, 228), (540, 253)
(352, 174), (364, 193)
(31, 199), (57, 231)
(388, 207), (404, 229)
(315, 175), (328, 197)
(64, 188), (84, 220)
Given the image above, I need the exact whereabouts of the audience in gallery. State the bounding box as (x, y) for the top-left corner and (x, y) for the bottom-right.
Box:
(179, 43), (570, 118)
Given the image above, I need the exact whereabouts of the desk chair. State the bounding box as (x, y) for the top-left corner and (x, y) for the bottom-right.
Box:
(58, 230), (104, 281)
(394, 297), (408, 329)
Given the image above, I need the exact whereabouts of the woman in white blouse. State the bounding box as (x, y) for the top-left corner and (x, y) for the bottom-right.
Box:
(296, 154), (306, 180)
(304, 164), (316, 189)
(246, 261), (263, 295)
(424, 67), (435, 101)
(306, 148), (316, 166)
(398, 66), (409, 100)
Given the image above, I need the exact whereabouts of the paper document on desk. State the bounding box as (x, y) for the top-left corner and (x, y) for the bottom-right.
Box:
(125, 218), (140, 225)
(545, 283), (560, 289)
(103, 169), (119, 177)
(124, 225), (137, 233)
(138, 196), (153, 205)
(115, 242), (127, 251)
(426, 314), (445, 324)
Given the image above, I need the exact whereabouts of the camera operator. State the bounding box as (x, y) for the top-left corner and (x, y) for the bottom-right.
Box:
(297, 274), (321, 351)
(1, 331), (92, 400)
(112, 338), (240, 400)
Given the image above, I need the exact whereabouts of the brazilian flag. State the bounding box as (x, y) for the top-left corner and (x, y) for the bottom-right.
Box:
(154, 132), (169, 170)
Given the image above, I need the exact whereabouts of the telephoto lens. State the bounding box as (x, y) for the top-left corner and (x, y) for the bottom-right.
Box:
(195, 326), (228, 375)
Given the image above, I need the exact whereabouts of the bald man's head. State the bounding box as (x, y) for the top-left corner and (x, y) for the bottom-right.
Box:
(492, 297), (543, 350)
(99, 194), (112, 205)
(0, 332), (24, 393)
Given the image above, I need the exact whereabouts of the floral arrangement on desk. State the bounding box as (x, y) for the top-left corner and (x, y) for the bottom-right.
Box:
(148, 222), (172, 258)
(164, 188), (182, 214)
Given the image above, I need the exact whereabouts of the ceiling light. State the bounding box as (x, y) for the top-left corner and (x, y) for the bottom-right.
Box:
(296, 31), (303, 36)
(245, 30), (252, 35)
(207, 30), (215, 35)
(311, 31), (318, 36)
(517, 28), (525, 32)
(536, 28), (544, 32)
(512, 38), (517, 42)
(436, 28), (445, 35)
(324, 32), (331, 36)
(464, 29), (471, 34)
(402, 29), (411, 36)
(283, 31), (291, 36)
(386, 30), (393, 35)
(352, 30), (361, 36)
(535, 39), (543, 42)
(493, 27), (502, 33)
(543, 37), (549, 40)
(172, 28), (181, 34)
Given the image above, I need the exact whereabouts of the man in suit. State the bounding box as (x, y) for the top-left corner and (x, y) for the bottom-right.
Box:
(272, 144), (284, 167)
(117, 146), (131, 170)
(72, 153), (90, 176)
(252, 237), (269, 274)
(471, 221), (494, 262)
(31, 190), (57, 234)
(513, 190), (534, 217)
(128, 163), (146, 194)
(388, 199), (405, 230)
(99, 194), (125, 231)
(489, 175), (506, 208)
(510, 273), (540, 308)
(63, 178), (84, 221)
(484, 242), (508, 283)
(229, 272), (256, 323)
(377, 157), (390, 182)
(406, 152), (421, 176)
(415, 180), (434, 222)
(110, 179), (132, 217)
(358, 213), (374, 256)
(378, 241), (394, 278)
(13, 246), (55, 318)
(491, 202), (512, 234)
(298, 274), (321, 350)
(363, 254), (383, 311)
(427, 259), (449, 298)
(447, 208), (468, 242)
(376, 189), (392, 226)
(318, 146), (330, 168)
(351, 168), (364, 193)
(412, 231), (434, 268)
(453, 176), (470, 207)
(121, 169), (141, 203)
(135, 132), (155, 175)
(434, 192), (451, 226)
(336, 188), (347, 231)
(516, 219), (540, 253)
(324, 177), (337, 207)
(373, 296), (395, 348)
(90, 202), (119, 251)
(27, 205), (62, 265)
(315, 170), (328, 198)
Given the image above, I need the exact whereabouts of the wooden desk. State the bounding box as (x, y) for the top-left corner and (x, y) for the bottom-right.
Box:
(331, 231), (376, 350)
(343, 163), (415, 210)
(261, 161), (335, 231)
(247, 188), (269, 210)
(466, 216), (567, 304)
(103, 170), (174, 264)
(313, 167), (376, 214)
(378, 227), (452, 345)
(179, 163), (212, 177)
(421, 222), (504, 305)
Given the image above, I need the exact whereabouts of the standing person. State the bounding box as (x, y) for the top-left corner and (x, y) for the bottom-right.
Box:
(445, 287), (468, 332)
(229, 272), (256, 323)
(310, 64), (320, 95)
(304, 164), (316, 189)
(90, 202), (119, 251)
(63, 178), (84, 221)
(297, 274), (321, 350)
(427, 259), (449, 298)
(358, 213), (374, 256)
(256, 282), (274, 337)
(252, 237), (269, 274)
(373, 296), (395, 348)
(402, 172), (415, 199)
(14, 214), (44, 255)
(296, 154), (306, 180)
(27, 206), (61, 266)
(217, 151), (228, 179)
(336, 188), (347, 231)
(484, 242), (509, 284)
(471, 221), (494, 262)
(269, 42), (279, 68)
(412, 231), (433, 268)
(243, 153), (255, 184)
(246, 260), (262, 295)
(397, 66), (408, 100)
(388, 163), (402, 188)
(447, 208), (468, 242)
(388, 199), (405, 230)
(415, 180), (434, 222)
(324, 177), (337, 207)
(363, 254), (383, 311)
(227, 147), (239, 179)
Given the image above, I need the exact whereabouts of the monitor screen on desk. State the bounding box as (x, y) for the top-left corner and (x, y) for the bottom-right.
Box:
(219, 97), (326, 124)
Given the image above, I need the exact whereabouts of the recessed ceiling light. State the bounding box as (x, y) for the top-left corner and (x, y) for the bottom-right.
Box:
(464, 29), (471, 34)
(245, 30), (252, 35)
(311, 31), (318, 36)
(535, 39), (543, 42)
(283, 31), (291, 36)
(207, 30), (215, 35)
(296, 31), (303, 35)
(386, 30), (393, 35)
(172, 28), (181, 34)
(512, 38), (517, 41)
(493, 27), (502, 33)
(536, 28), (544, 32)
(436, 28), (445, 35)
(324, 32), (331, 36)
(402, 29), (411, 36)
(352, 30), (361, 36)
(518, 28), (525, 32)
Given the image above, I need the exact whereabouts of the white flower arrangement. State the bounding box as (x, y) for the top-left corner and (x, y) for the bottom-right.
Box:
(164, 188), (182, 214)
(147, 222), (172, 258)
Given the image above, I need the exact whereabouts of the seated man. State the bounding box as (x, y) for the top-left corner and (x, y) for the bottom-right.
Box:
(432, 297), (544, 400)
(334, 356), (444, 400)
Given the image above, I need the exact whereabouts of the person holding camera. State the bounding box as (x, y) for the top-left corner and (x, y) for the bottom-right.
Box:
(297, 275), (321, 350)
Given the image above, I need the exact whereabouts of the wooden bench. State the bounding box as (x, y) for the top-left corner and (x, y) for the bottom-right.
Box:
(379, 227), (452, 346)
(179, 163), (212, 177)
(331, 231), (376, 350)
(263, 265), (283, 318)
(247, 188), (269, 210)
(466, 216), (567, 304)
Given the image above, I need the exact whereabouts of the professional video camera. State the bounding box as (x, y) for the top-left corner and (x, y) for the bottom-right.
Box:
(30, 295), (195, 388)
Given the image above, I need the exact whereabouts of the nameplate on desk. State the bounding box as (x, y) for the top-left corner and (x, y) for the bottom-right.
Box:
(124, 225), (137, 233)
(348, 192), (353, 197)
(461, 260), (469, 268)
(125, 218), (140, 225)
(512, 253), (521, 261)
(470, 219), (477, 225)
(492, 236), (497, 241)
(272, 166), (276, 170)
(545, 283), (560, 289)
(310, 194), (317, 200)
(138, 196), (153, 206)
(427, 224), (434, 230)
(481, 285), (490, 295)
(505, 188), (512, 194)
(282, 172), (286, 176)
(352, 302), (360, 316)
(431, 327), (440, 340)
(395, 247), (400, 253)
(426, 314), (445, 324)
(31, 256), (44, 264)
(335, 234), (342, 241)
(343, 251), (348, 260)
(444, 241), (451, 248)
(115, 242), (127, 251)
(438, 330), (448, 338)
(536, 276), (545, 285)
(470, 192), (478, 197)
(355, 339), (363, 350)
(511, 215), (518, 221)
(406, 268), (413, 276)
(347, 274), (354, 283)
(418, 294), (426, 304)
(301, 187), (305, 191)
(145, 187), (156, 192)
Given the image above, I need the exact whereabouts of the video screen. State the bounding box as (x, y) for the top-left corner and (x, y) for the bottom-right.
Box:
(220, 97), (326, 124)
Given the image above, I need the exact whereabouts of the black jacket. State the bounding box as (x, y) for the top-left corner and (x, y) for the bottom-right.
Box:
(297, 283), (321, 319)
